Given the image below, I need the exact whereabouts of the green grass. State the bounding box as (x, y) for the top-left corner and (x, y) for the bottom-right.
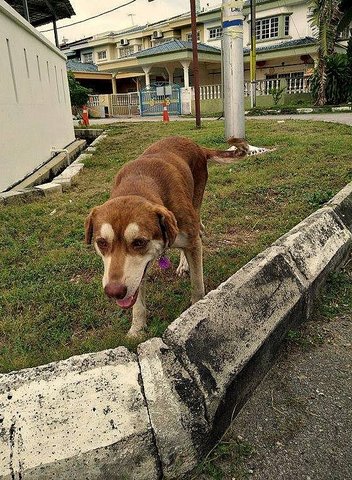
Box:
(192, 438), (254, 480)
(1, 119), (352, 372)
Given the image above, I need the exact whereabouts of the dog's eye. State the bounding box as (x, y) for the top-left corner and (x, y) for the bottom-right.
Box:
(132, 238), (148, 249)
(96, 238), (109, 250)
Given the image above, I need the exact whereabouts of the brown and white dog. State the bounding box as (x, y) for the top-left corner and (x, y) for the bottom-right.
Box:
(85, 135), (248, 336)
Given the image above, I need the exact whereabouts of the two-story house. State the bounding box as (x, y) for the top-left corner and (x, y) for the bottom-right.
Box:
(61, 0), (349, 100)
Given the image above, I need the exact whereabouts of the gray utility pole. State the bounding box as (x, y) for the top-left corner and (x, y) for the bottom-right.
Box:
(222, 0), (245, 139)
(250, 0), (257, 108)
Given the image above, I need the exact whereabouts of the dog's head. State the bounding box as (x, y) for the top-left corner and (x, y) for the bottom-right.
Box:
(85, 196), (178, 309)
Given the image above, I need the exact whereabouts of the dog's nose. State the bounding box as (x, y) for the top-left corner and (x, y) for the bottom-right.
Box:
(104, 282), (127, 299)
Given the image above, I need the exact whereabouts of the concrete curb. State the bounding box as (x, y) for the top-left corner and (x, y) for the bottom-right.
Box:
(0, 133), (107, 206)
(1, 183), (352, 479)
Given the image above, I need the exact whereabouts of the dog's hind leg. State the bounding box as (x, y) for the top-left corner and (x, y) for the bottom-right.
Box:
(184, 236), (205, 304)
(176, 250), (190, 277)
(127, 277), (147, 337)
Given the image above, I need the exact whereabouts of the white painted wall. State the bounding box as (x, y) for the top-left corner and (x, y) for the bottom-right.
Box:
(0, 0), (75, 192)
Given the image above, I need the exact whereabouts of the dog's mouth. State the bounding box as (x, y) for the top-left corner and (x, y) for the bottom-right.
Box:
(115, 261), (151, 309)
(116, 289), (139, 309)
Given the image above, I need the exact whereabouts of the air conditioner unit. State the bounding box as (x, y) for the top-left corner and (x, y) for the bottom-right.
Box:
(120, 38), (129, 46)
(152, 30), (163, 39)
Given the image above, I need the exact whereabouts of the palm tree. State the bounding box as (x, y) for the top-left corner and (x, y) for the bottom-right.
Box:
(309, 0), (341, 105)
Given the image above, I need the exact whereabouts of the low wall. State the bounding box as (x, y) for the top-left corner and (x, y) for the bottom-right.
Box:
(193, 93), (313, 116)
(1, 181), (352, 479)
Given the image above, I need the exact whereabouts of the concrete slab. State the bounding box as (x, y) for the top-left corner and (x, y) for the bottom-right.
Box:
(0, 191), (31, 205)
(52, 177), (72, 191)
(275, 208), (352, 293)
(163, 246), (305, 425)
(35, 183), (62, 196)
(327, 182), (352, 231)
(138, 338), (209, 478)
(55, 164), (84, 181)
(0, 348), (160, 480)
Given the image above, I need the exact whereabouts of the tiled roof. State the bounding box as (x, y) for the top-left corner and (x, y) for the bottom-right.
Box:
(135, 39), (221, 58)
(244, 36), (317, 54)
(66, 59), (98, 72)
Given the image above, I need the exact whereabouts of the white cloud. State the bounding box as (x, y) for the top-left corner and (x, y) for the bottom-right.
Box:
(40, 0), (221, 44)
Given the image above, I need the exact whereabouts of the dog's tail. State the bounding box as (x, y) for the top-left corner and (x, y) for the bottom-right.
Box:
(204, 137), (249, 164)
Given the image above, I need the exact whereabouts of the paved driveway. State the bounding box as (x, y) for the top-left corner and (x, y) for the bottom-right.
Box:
(81, 112), (352, 127)
(248, 112), (352, 126)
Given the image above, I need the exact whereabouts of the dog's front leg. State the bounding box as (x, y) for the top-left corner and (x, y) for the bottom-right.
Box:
(184, 235), (205, 304)
(127, 277), (147, 337)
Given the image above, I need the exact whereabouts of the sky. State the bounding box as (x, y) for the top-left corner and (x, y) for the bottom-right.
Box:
(40, 0), (221, 44)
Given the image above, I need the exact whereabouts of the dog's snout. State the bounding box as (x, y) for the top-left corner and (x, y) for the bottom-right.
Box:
(104, 282), (127, 299)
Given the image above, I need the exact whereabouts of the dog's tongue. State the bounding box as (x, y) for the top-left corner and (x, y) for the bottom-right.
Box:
(116, 290), (138, 309)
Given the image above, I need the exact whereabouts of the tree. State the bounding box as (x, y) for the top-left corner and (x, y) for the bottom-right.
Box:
(67, 71), (91, 110)
(336, 0), (352, 36)
(308, 0), (341, 105)
(346, 37), (352, 101)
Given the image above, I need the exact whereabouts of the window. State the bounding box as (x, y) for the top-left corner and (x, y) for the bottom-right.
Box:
(255, 16), (279, 40)
(152, 38), (169, 46)
(82, 52), (93, 63)
(208, 27), (223, 40)
(97, 50), (107, 61)
(186, 30), (200, 42)
(119, 46), (135, 58)
(284, 15), (290, 36)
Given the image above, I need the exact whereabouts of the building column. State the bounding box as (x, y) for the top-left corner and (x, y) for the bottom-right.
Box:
(112, 75), (117, 94)
(180, 61), (191, 88)
(142, 66), (152, 87)
(166, 66), (175, 85)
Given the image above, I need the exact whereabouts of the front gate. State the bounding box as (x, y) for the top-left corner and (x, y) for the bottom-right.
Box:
(111, 92), (140, 116)
(140, 83), (181, 116)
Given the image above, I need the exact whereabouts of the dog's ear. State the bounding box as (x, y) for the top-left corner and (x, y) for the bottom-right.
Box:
(154, 205), (178, 247)
(84, 208), (96, 244)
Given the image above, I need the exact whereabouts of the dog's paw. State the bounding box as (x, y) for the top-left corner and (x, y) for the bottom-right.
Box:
(126, 326), (146, 339)
(176, 252), (189, 277)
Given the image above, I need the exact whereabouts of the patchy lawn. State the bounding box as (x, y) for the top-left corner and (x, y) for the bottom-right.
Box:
(1, 119), (351, 372)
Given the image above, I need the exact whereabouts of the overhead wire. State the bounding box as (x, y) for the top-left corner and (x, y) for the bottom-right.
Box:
(39, 0), (136, 33)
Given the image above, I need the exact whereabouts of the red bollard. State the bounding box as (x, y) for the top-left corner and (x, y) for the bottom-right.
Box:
(162, 101), (170, 122)
(82, 105), (89, 126)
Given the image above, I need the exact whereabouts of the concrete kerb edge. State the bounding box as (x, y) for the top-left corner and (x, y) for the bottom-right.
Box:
(0, 132), (108, 206)
(1, 181), (352, 479)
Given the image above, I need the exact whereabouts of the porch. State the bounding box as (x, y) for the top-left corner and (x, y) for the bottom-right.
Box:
(87, 77), (312, 118)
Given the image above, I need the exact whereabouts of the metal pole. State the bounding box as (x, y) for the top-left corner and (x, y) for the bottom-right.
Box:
(221, 0), (245, 139)
(190, 0), (201, 128)
(22, 0), (30, 22)
(53, 17), (59, 47)
(250, 0), (257, 108)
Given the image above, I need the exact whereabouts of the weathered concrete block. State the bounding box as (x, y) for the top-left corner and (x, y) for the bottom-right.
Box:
(86, 146), (96, 153)
(35, 182), (62, 196)
(52, 177), (72, 191)
(0, 348), (159, 480)
(0, 191), (27, 205)
(15, 188), (43, 201)
(327, 182), (352, 232)
(163, 247), (304, 426)
(275, 208), (352, 288)
(55, 164), (84, 181)
(90, 134), (107, 147)
(138, 338), (209, 478)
